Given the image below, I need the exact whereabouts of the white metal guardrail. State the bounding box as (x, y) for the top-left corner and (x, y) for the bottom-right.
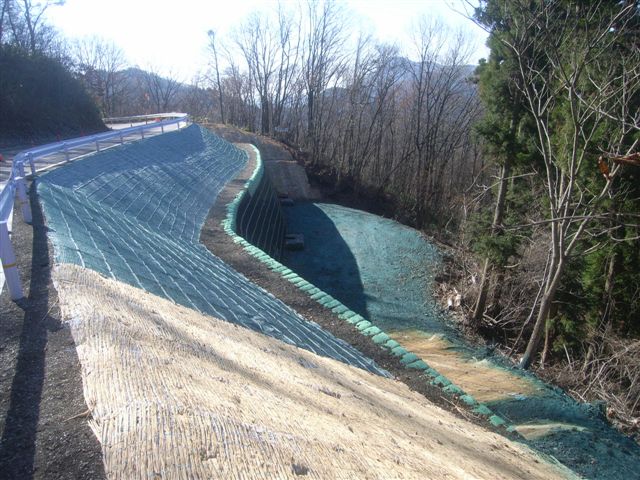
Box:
(0, 113), (190, 300)
(104, 112), (188, 125)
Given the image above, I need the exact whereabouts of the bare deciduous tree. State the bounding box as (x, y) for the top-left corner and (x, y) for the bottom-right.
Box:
(480, 1), (640, 369)
(72, 36), (127, 116)
(234, 13), (278, 135)
(6, 0), (63, 54)
(143, 66), (182, 114)
(0, 0), (12, 43)
(302, 0), (347, 159)
(207, 29), (225, 124)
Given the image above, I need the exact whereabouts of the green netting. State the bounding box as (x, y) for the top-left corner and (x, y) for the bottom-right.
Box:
(283, 203), (442, 333)
(37, 126), (386, 377)
(282, 201), (640, 480)
(236, 170), (285, 260)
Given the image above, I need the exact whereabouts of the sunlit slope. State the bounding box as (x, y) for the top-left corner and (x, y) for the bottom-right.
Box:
(38, 126), (383, 375)
(54, 264), (571, 480)
(283, 202), (640, 480)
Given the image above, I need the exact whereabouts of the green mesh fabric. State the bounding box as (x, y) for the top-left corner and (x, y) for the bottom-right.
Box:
(37, 126), (386, 376)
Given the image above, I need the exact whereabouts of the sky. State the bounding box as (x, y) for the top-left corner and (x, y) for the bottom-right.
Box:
(47, 0), (489, 81)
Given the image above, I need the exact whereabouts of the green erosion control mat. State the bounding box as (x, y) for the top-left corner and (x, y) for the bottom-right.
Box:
(235, 166), (285, 260)
(37, 126), (385, 376)
(283, 202), (640, 480)
(283, 203), (442, 333)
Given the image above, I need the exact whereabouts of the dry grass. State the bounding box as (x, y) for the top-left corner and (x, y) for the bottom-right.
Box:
(387, 329), (540, 403)
(541, 333), (640, 443)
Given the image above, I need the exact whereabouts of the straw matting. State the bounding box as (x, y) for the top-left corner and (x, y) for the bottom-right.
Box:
(54, 264), (569, 479)
(389, 329), (539, 403)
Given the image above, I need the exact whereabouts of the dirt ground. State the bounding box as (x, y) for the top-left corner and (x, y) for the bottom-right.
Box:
(0, 185), (105, 479)
(206, 123), (320, 200)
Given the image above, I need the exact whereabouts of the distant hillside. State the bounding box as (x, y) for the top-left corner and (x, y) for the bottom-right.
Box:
(0, 47), (105, 143)
(75, 66), (214, 120)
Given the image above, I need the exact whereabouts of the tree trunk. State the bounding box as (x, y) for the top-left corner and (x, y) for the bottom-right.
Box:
(472, 258), (491, 322)
(540, 302), (557, 368)
(0, 1), (8, 42)
(490, 269), (505, 315)
(23, 0), (37, 55)
(600, 249), (620, 328)
(307, 90), (315, 139)
(600, 196), (621, 328)
(520, 257), (563, 369)
(214, 60), (224, 124)
(473, 157), (511, 322)
(261, 96), (270, 136)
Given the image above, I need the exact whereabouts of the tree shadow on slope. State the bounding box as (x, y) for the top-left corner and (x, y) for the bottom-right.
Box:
(282, 202), (368, 319)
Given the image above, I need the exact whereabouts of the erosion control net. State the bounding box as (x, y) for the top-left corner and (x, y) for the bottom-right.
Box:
(38, 126), (385, 376)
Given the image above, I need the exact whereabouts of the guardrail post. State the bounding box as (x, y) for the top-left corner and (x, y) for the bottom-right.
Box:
(119, 132), (124, 144)
(161, 124), (164, 133)
(15, 177), (32, 224)
(96, 139), (101, 152)
(140, 127), (145, 139)
(64, 143), (70, 162)
(28, 153), (36, 175)
(0, 220), (24, 300)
